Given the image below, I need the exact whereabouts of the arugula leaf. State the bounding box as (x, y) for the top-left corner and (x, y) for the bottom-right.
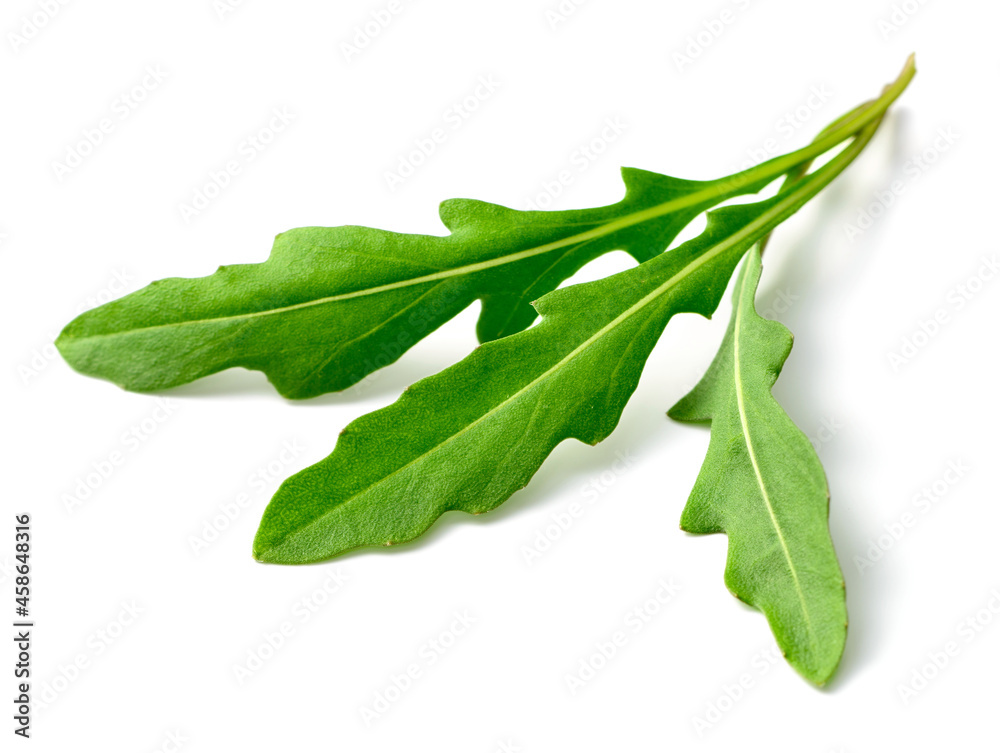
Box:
(668, 246), (846, 686)
(55, 59), (913, 399)
(252, 119), (882, 564)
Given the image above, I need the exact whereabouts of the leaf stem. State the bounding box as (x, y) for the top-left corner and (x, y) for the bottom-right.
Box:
(724, 54), (914, 199)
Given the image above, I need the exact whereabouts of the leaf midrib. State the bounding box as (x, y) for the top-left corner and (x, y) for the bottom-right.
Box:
(732, 264), (820, 656)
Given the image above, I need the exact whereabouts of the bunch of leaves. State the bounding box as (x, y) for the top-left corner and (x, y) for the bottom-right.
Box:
(57, 57), (914, 685)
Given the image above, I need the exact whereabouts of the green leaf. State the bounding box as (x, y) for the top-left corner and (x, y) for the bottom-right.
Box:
(252, 121), (881, 564)
(53, 170), (738, 399)
(55, 58), (913, 399)
(668, 246), (846, 686)
(47, 170), (796, 400)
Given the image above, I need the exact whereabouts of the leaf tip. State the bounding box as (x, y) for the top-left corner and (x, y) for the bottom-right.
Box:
(252, 529), (276, 563)
(802, 662), (837, 688)
(53, 329), (70, 355)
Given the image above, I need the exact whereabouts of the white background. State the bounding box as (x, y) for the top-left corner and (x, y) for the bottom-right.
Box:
(3, 0), (998, 750)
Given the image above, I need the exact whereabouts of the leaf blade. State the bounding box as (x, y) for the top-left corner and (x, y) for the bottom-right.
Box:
(57, 170), (733, 398)
(669, 246), (847, 685)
